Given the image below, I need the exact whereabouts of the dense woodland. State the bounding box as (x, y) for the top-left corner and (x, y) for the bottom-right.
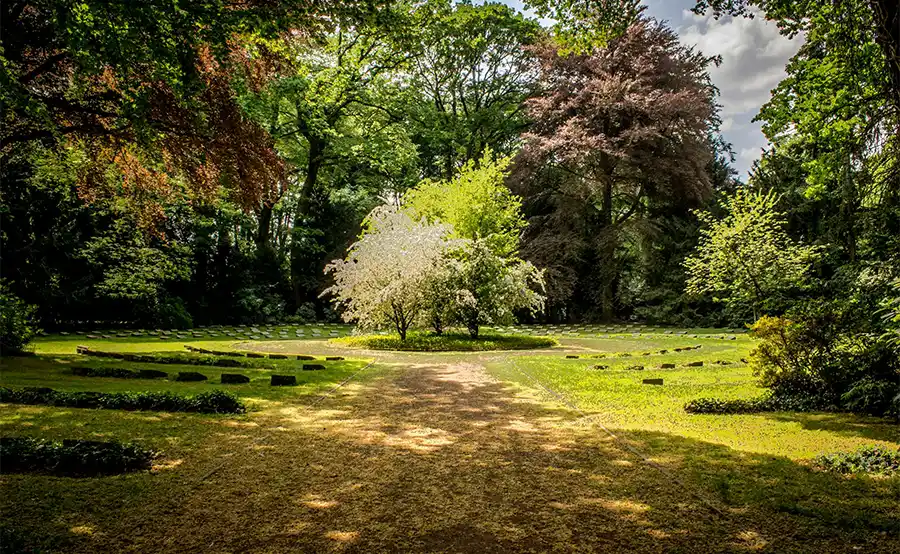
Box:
(2, 0), (899, 394)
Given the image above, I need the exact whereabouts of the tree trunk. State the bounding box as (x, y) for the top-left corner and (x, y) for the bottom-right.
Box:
(255, 202), (273, 249)
(599, 179), (616, 322)
(290, 137), (325, 309)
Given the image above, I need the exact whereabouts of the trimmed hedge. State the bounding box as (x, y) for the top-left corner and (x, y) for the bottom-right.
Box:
(0, 437), (155, 476)
(684, 396), (777, 414)
(71, 366), (168, 379)
(0, 387), (245, 414)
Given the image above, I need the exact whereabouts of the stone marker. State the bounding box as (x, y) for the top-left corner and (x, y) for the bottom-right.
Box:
(626, 365), (644, 371)
(659, 363), (675, 369)
(175, 371), (208, 382)
(269, 354), (288, 360)
(221, 374), (250, 384)
(138, 369), (168, 379)
(325, 356), (344, 361)
(642, 378), (663, 385)
(302, 364), (326, 371)
(296, 355), (315, 360)
(566, 355), (579, 359)
(246, 352), (265, 358)
(685, 361), (703, 367)
(270, 375), (297, 386)
(592, 365), (608, 370)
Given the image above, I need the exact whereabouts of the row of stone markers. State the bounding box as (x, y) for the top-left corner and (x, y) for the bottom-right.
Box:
(487, 324), (746, 339)
(56, 323), (355, 341)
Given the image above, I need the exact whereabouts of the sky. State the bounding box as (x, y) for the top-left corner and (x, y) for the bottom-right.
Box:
(501, 0), (803, 178)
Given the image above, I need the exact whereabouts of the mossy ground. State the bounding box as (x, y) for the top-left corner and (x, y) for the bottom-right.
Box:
(1, 327), (898, 552)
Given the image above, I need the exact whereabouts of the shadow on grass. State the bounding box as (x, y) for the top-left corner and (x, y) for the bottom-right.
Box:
(759, 411), (900, 443)
(2, 361), (898, 553)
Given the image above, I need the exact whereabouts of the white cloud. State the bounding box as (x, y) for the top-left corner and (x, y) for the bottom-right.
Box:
(671, 6), (803, 177)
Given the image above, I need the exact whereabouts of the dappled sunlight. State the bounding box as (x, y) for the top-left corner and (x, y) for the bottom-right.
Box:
(68, 525), (96, 536)
(324, 530), (359, 542)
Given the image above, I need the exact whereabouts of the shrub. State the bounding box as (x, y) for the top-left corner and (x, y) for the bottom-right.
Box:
(0, 282), (40, 355)
(684, 397), (775, 414)
(841, 379), (900, 416)
(0, 437), (156, 476)
(749, 307), (900, 415)
(72, 366), (140, 379)
(813, 445), (900, 476)
(0, 386), (245, 414)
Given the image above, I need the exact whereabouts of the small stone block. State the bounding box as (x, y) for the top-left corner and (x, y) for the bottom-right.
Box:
(302, 364), (326, 371)
(175, 371), (208, 382)
(296, 355), (315, 360)
(247, 352), (265, 358)
(325, 356), (344, 361)
(685, 361), (703, 367)
(271, 375), (297, 386)
(643, 378), (664, 386)
(221, 373), (250, 384)
(269, 354), (288, 360)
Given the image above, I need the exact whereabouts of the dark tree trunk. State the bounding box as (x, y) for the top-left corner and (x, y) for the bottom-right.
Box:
(255, 202), (273, 249)
(290, 137), (325, 308)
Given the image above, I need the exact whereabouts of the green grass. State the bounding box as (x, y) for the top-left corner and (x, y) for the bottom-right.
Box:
(332, 331), (558, 351)
(485, 346), (899, 459)
(2, 330), (899, 552)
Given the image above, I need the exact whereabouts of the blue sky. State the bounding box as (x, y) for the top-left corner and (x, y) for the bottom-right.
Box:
(500, 0), (803, 178)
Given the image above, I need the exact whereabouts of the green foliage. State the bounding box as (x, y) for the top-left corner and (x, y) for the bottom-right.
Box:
(749, 309), (900, 415)
(841, 379), (900, 417)
(0, 281), (40, 355)
(813, 445), (900, 476)
(446, 241), (545, 338)
(403, 150), (524, 257)
(0, 437), (156, 476)
(684, 396), (776, 414)
(685, 189), (820, 319)
(332, 332), (556, 352)
(0, 386), (246, 414)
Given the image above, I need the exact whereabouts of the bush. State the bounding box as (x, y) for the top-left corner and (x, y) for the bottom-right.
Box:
(72, 366), (140, 379)
(0, 437), (156, 476)
(841, 378), (900, 416)
(749, 308), (900, 415)
(684, 397), (776, 414)
(154, 296), (193, 329)
(332, 332), (557, 352)
(0, 282), (40, 355)
(813, 445), (900, 476)
(0, 386), (245, 414)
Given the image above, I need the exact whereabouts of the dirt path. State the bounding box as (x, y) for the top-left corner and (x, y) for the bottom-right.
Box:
(95, 359), (774, 553)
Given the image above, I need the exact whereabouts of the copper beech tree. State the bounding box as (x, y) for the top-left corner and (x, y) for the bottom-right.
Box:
(512, 19), (721, 320)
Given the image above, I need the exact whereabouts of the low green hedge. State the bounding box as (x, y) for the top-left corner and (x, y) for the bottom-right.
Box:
(684, 396), (777, 414)
(813, 445), (900, 476)
(332, 332), (557, 352)
(0, 386), (245, 414)
(0, 437), (156, 476)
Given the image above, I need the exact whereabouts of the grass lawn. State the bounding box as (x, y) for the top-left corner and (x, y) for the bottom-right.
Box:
(1, 328), (898, 552)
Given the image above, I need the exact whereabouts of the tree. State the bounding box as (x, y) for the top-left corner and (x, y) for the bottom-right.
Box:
(404, 150), (524, 257)
(322, 205), (460, 340)
(514, 18), (720, 320)
(684, 189), (821, 320)
(448, 241), (545, 339)
(405, 0), (541, 179)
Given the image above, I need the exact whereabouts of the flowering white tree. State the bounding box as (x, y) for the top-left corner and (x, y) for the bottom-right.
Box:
(322, 205), (459, 340)
(450, 240), (545, 339)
